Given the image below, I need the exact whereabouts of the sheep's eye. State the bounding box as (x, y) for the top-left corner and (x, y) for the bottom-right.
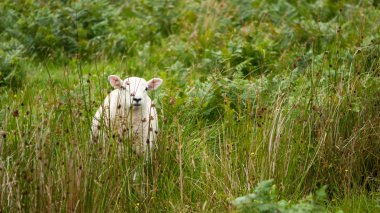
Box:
(145, 87), (148, 91)
(121, 86), (126, 90)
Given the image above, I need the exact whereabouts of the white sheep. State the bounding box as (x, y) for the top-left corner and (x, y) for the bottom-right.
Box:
(91, 75), (163, 156)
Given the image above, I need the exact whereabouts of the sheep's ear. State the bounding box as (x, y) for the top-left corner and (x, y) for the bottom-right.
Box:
(108, 75), (123, 89)
(147, 78), (163, 90)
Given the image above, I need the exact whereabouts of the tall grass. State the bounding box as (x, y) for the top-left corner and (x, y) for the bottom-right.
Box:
(1, 51), (379, 212)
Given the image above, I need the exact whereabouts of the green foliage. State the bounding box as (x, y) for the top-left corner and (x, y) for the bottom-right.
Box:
(130, 0), (182, 38)
(0, 38), (25, 88)
(9, 0), (120, 58)
(233, 180), (327, 213)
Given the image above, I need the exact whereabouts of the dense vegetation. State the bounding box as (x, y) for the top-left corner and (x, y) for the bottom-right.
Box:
(1, 0), (380, 212)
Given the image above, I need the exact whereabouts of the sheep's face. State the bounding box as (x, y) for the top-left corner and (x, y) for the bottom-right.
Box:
(108, 75), (163, 108)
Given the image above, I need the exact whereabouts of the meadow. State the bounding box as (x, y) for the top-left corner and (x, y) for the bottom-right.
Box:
(1, 0), (380, 212)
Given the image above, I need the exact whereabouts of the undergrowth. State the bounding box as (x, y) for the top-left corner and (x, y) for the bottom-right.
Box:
(1, 0), (380, 212)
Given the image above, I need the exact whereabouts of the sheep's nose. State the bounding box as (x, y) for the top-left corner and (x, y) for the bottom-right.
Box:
(133, 98), (141, 103)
